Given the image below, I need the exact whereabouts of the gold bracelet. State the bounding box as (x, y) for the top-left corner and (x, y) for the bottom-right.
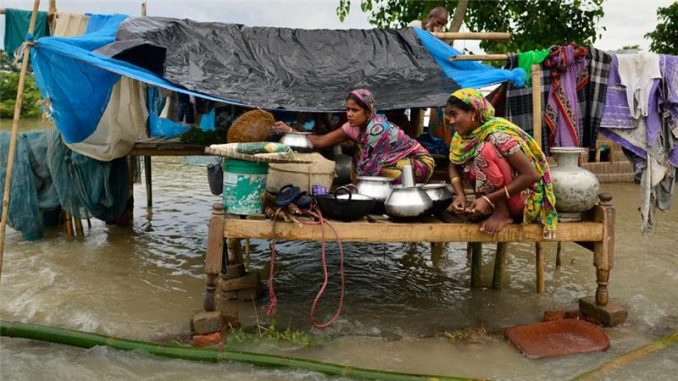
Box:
(480, 195), (495, 210)
(504, 186), (511, 199)
(451, 176), (461, 184)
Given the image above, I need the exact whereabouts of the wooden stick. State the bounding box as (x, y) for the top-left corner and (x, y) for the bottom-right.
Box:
(64, 212), (74, 240)
(535, 242), (544, 293)
(74, 217), (84, 237)
(0, 0), (41, 285)
(531, 64), (543, 148)
(492, 242), (508, 289)
(448, 0), (469, 33)
(141, 1), (147, 16)
(449, 54), (509, 61)
(470, 242), (482, 287)
(432, 31), (510, 41)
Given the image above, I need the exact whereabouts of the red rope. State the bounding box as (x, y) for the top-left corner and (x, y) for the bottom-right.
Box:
(265, 206), (346, 329)
(266, 208), (282, 317)
(302, 208), (345, 329)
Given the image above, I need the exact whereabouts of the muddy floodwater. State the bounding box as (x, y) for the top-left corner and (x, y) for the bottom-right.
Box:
(1, 125), (676, 380)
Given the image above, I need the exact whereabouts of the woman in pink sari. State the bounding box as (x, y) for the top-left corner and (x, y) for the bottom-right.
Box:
(274, 89), (434, 183)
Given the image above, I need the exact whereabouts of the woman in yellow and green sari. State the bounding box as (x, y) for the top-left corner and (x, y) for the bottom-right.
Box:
(446, 88), (558, 238)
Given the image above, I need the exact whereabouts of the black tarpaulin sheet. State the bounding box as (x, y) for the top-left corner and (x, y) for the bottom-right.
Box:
(102, 17), (459, 111)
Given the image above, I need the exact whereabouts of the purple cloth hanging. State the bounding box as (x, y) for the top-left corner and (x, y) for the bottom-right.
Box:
(600, 55), (635, 130)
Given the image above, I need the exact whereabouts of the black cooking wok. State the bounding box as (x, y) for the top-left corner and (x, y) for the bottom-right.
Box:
(315, 186), (376, 221)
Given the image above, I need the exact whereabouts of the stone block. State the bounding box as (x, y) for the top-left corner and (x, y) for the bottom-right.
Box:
(219, 272), (260, 291)
(223, 264), (246, 280)
(237, 287), (262, 301)
(579, 297), (628, 327)
(191, 311), (223, 335)
(192, 331), (223, 347)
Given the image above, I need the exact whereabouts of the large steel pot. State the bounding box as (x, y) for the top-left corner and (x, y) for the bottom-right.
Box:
(422, 183), (454, 216)
(280, 131), (313, 152)
(354, 176), (392, 214)
(384, 185), (432, 219)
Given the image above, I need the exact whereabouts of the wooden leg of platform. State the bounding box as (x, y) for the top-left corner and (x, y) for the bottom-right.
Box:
(144, 156), (152, 208)
(64, 212), (74, 240)
(555, 242), (563, 270)
(492, 242), (508, 289)
(593, 194), (615, 306)
(204, 203), (225, 311)
(536, 242), (544, 293)
(430, 242), (444, 266)
(470, 242), (482, 287)
(74, 217), (84, 237)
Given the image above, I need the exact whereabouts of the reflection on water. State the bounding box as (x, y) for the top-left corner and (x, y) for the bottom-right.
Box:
(1, 140), (677, 379)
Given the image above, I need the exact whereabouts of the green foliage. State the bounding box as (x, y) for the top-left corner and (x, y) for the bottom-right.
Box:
(336, 0), (606, 53)
(226, 319), (315, 349)
(0, 70), (43, 119)
(645, 2), (677, 55)
(1, 52), (43, 119)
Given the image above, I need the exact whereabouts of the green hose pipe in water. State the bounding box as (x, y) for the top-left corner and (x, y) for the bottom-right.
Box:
(0, 320), (482, 381)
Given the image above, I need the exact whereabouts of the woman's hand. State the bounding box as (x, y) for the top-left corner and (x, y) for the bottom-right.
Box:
(273, 121), (294, 134)
(465, 197), (493, 216)
(451, 195), (467, 214)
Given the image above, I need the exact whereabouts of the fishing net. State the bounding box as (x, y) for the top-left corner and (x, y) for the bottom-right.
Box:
(226, 109), (274, 143)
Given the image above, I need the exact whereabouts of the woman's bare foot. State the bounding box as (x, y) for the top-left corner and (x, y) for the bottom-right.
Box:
(480, 197), (513, 234)
(480, 211), (513, 234)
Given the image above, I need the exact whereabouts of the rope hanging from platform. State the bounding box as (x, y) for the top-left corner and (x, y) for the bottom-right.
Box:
(266, 204), (346, 329)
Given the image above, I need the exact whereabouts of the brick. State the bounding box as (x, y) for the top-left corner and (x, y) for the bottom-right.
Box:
(191, 311), (223, 335)
(579, 297), (628, 327)
(192, 332), (223, 347)
(543, 309), (565, 321)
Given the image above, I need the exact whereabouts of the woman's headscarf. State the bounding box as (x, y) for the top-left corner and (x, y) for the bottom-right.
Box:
(348, 88), (378, 121)
(448, 88), (558, 238)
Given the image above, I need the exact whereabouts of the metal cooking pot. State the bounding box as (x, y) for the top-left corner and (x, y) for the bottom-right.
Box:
(354, 176), (392, 214)
(422, 183), (454, 216)
(316, 186), (376, 221)
(280, 131), (313, 152)
(384, 185), (432, 219)
(333, 145), (353, 186)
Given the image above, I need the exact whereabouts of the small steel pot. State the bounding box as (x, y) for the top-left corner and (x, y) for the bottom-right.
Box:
(280, 131), (313, 152)
(355, 176), (392, 214)
(384, 185), (432, 219)
(422, 183), (454, 216)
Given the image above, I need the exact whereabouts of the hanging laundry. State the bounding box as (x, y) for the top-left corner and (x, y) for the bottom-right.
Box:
(52, 12), (90, 37)
(580, 47), (612, 153)
(503, 53), (551, 152)
(3, 8), (50, 57)
(543, 44), (589, 147)
(600, 52), (677, 233)
(600, 55), (636, 131)
(518, 49), (549, 86)
(661, 55), (678, 166)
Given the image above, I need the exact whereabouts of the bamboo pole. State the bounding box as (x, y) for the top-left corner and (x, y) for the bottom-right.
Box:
(449, 54), (509, 61)
(531, 64), (543, 149)
(492, 242), (508, 289)
(0, 320), (478, 381)
(535, 242), (544, 293)
(140, 1), (153, 208)
(432, 31), (510, 41)
(0, 0), (41, 286)
(470, 242), (482, 287)
(573, 332), (678, 381)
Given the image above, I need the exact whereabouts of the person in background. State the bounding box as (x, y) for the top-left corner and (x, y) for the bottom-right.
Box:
(446, 88), (558, 237)
(273, 89), (434, 183)
(408, 6), (449, 32)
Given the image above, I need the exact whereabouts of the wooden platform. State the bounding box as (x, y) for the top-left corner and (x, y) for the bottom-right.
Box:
(201, 195), (617, 323)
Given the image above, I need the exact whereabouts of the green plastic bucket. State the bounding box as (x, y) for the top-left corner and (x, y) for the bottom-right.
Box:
(222, 159), (268, 215)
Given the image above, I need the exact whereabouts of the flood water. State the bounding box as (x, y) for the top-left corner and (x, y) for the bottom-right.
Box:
(1, 123), (677, 380)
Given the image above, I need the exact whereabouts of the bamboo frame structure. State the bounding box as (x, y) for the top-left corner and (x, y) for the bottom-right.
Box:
(0, 0), (41, 285)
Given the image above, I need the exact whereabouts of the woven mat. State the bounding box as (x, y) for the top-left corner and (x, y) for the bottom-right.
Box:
(205, 145), (311, 163)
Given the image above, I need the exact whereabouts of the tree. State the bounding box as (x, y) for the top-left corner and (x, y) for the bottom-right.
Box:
(645, 2), (677, 55)
(336, 0), (606, 53)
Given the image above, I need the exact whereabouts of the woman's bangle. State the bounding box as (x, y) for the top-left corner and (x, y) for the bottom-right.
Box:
(480, 195), (495, 210)
(504, 186), (511, 199)
(451, 176), (461, 184)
